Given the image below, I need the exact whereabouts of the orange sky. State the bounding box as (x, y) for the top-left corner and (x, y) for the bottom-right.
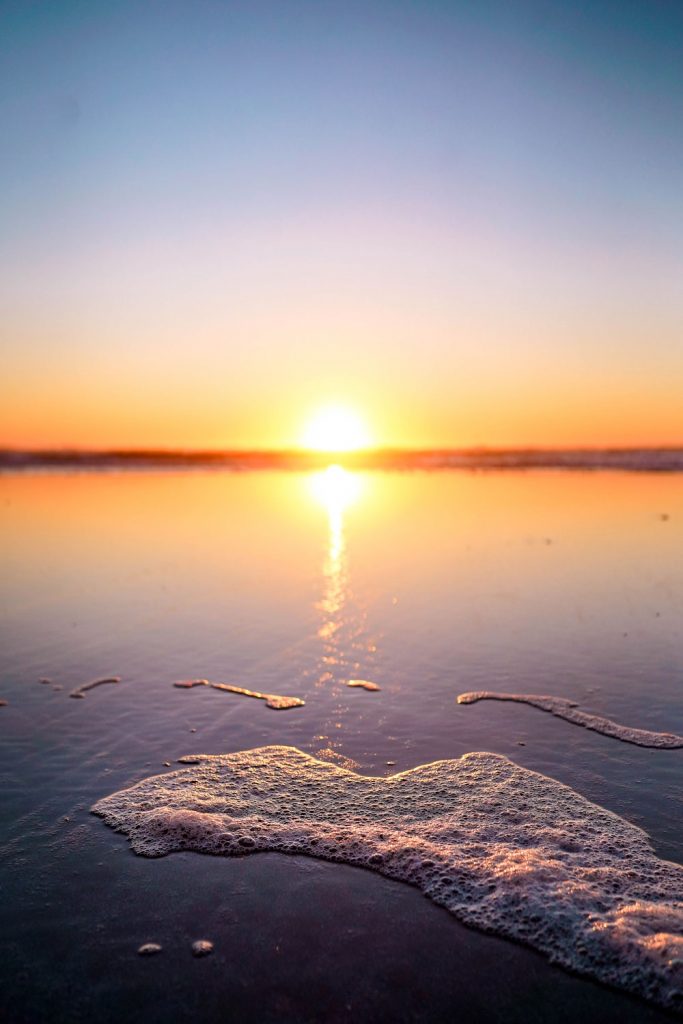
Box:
(2, 322), (681, 449)
(1, 351), (682, 450)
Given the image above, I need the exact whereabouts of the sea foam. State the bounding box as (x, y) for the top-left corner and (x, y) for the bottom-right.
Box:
(457, 692), (683, 748)
(92, 746), (683, 1010)
(174, 679), (304, 710)
(69, 676), (121, 699)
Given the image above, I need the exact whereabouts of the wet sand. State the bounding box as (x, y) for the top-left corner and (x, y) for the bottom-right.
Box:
(1, 468), (682, 1022)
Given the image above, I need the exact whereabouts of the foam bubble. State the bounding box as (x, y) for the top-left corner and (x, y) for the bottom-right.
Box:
(137, 943), (162, 956)
(191, 939), (214, 957)
(457, 692), (683, 748)
(92, 745), (683, 1010)
(174, 679), (304, 710)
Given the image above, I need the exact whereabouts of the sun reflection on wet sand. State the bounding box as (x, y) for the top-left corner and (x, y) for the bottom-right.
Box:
(307, 466), (381, 760)
(309, 465), (362, 630)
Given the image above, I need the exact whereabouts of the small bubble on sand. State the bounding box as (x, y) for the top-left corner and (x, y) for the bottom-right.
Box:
(191, 940), (213, 957)
(0, 700), (7, 707)
(39, 678), (52, 685)
(69, 677), (121, 699)
(386, 761), (396, 766)
(138, 943), (162, 956)
(347, 679), (381, 691)
(52, 685), (63, 691)
(163, 762), (171, 767)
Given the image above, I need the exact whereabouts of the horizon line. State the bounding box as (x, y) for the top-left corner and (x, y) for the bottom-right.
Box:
(2, 444), (683, 456)
(2, 445), (683, 474)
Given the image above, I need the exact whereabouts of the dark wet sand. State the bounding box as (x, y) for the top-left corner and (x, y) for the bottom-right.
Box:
(1, 840), (677, 1024)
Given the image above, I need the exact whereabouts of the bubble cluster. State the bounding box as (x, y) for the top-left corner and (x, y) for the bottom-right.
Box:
(457, 692), (683, 748)
(92, 746), (683, 1011)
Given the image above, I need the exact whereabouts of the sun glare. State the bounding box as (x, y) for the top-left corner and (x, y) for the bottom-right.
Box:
(301, 406), (371, 452)
(309, 464), (363, 516)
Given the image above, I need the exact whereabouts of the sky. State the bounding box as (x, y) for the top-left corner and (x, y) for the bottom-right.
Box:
(1, 0), (682, 449)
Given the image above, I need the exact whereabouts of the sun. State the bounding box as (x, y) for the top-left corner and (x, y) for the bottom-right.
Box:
(301, 405), (372, 452)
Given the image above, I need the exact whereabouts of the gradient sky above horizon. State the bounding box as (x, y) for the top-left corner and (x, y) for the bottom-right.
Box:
(1, 0), (682, 449)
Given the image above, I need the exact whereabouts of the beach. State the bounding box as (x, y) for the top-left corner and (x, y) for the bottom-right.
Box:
(1, 465), (682, 1021)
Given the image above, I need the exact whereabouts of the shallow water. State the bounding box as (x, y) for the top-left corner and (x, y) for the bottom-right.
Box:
(1, 468), (682, 1022)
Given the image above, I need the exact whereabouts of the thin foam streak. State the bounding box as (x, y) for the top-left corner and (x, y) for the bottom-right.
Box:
(457, 692), (683, 748)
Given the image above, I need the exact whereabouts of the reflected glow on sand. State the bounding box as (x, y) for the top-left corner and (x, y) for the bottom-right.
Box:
(310, 465), (363, 616)
(307, 466), (379, 704)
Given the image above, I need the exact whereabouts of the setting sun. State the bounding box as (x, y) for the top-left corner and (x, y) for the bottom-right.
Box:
(301, 406), (372, 452)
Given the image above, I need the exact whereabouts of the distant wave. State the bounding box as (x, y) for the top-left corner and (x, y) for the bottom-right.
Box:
(93, 745), (683, 1011)
(457, 692), (683, 748)
(2, 447), (683, 472)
